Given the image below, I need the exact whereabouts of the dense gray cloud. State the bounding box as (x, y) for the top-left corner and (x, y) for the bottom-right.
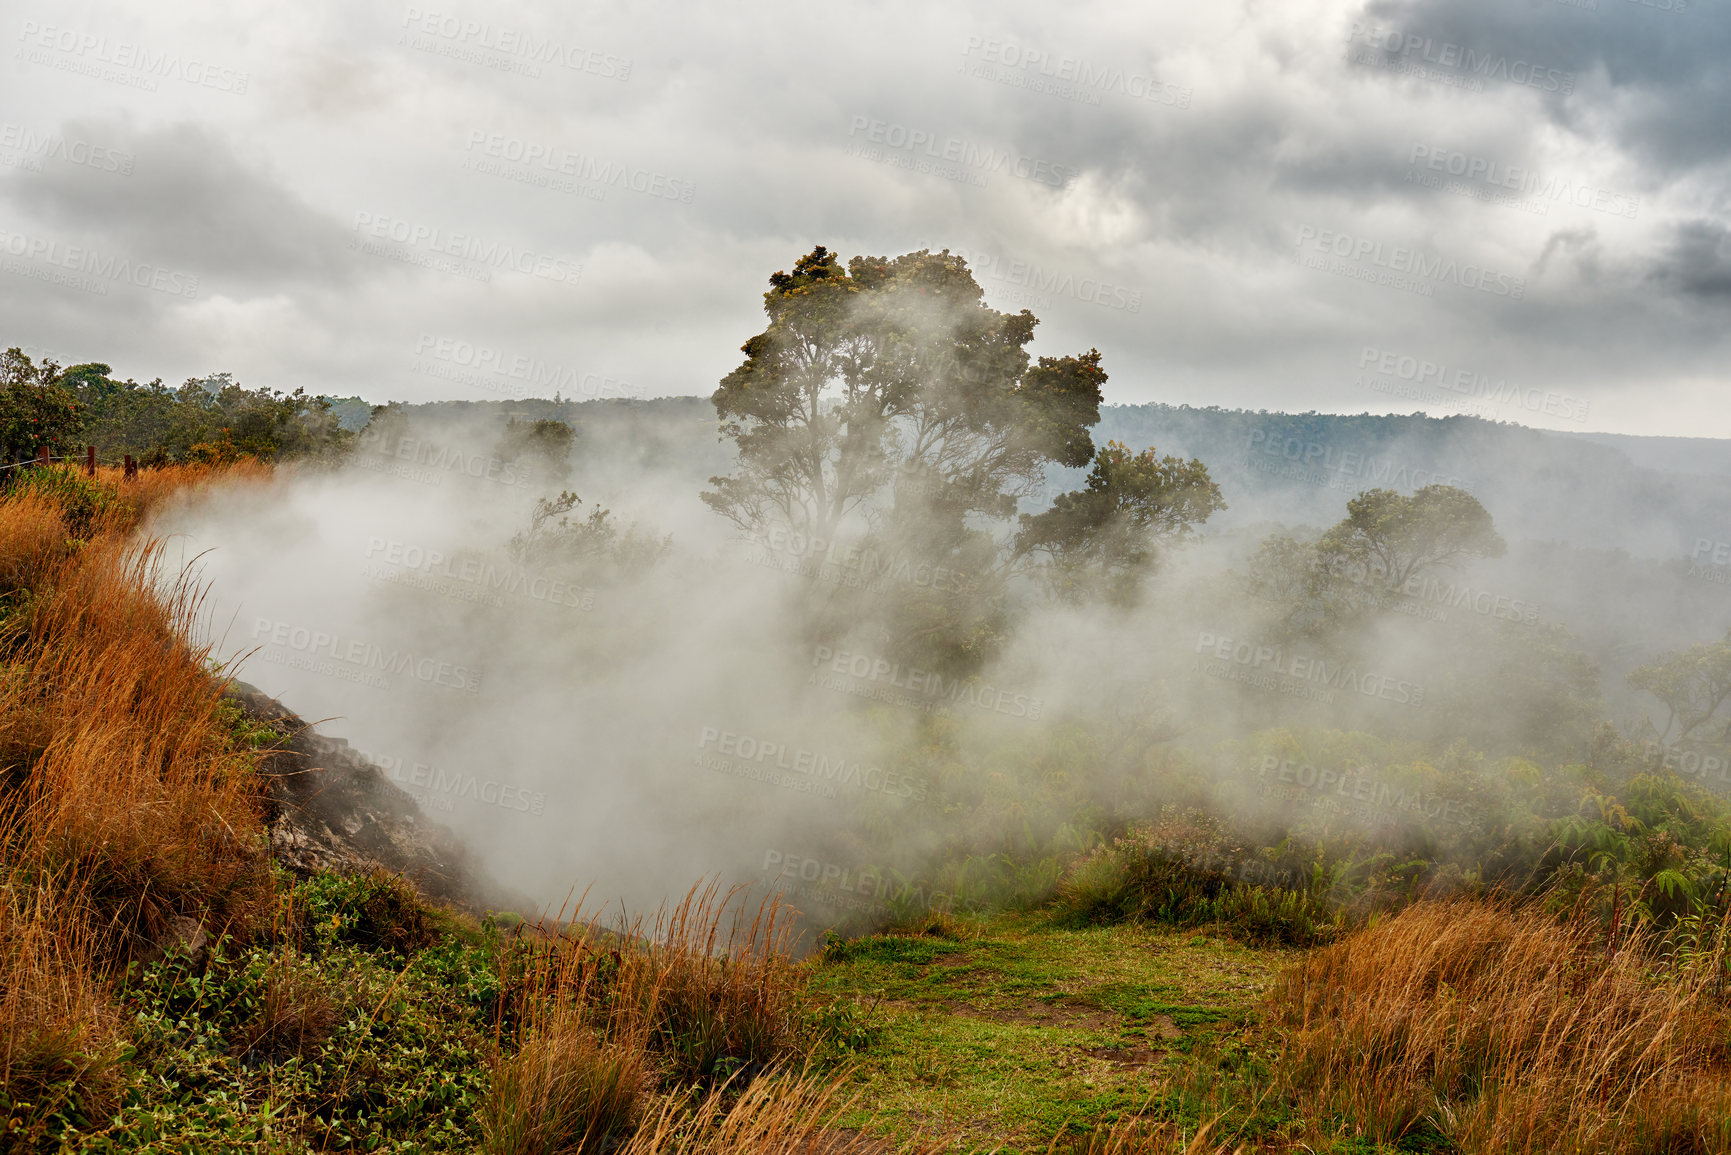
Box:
(0, 0), (1725, 432)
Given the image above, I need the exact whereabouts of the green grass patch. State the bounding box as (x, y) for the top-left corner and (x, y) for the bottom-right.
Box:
(803, 910), (1301, 1151)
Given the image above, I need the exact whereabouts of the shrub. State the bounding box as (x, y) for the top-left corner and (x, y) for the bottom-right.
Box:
(0, 465), (272, 1149)
(290, 867), (438, 957)
(1053, 814), (1334, 945)
(0, 866), (123, 1152)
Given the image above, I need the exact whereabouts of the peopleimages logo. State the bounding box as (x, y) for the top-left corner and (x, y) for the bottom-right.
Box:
(1195, 631), (1425, 707)
(0, 122), (133, 174)
(945, 243), (1142, 313)
(349, 212), (583, 286)
(0, 226), (198, 298)
(413, 334), (643, 400)
(249, 618), (484, 694)
(364, 535), (595, 611)
(355, 426), (536, 489)
(463, 131), (695, 204)
(1357, 345), (1590, 424)
(844, 116), (1077, 189)
(754, 526), (974, 595)
(1256, 756), (1474, 828)
(361, 749), (547, 815)
(1407, 145), (1639, 220)
(1294, 225), (1526, 299)
(1244, 428), (1473, 494)
(957, 37), (1192, 109)
(762, 849), (957, 916)
(16, 20), (250, 93)
(810, 644), (1043, 719)
(1346, 23), (1575, 95)
(399, 7), (631, 79)
(1687, 539), (1731, 588)
(1644, 741), (1730, 789)
(697, 726), (930, 802)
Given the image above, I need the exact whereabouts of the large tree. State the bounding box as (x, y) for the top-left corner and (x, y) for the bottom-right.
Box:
(706, 247), (1229, 666)
(703, 247), (1104, 548)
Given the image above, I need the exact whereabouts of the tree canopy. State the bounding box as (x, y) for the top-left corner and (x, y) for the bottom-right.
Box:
(703, 246), (1105, 546)
(1, 348), (352, 465)
(1317, 485), (1506, 589)
(0, 348), (83, 462)
(1630, 629), (1731, 744)
(704, 247), (1226, 663)
(1015, 440), (1225, 604)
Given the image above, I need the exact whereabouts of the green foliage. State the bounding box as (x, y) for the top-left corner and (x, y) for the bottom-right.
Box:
(704, 244), (1103, 550)
(702, 250), (1229, 671)
(1052, 818), (1336, 946)
(800, 996), (883, 1063)
(0, 348), (83, 462)
(820, 933), (963, 966)
(290, 869), (440, 957)
(211, 697), (286, 752)
(1317, 484), (1505, 588)
(92, 904), (497, 1152)
(24, 354), (354, 465)
(480, 1026), (641, 1155)
(498, 418), (575, 481)
(1016, 439), (1226, 605)
(506, 490), (668, 582)
(0, 1026), (122, 1155)
(1629, 628), (1731, 744)
(3, 466), (121, 538)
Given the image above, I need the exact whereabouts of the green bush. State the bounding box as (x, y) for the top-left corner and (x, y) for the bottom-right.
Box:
(1053, 818), (1336, 945)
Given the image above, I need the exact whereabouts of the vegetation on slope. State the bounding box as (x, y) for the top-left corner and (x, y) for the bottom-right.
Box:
(0, 464), (872, 1153)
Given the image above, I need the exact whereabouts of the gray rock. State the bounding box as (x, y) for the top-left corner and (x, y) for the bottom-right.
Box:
(225, 679), (527, 916)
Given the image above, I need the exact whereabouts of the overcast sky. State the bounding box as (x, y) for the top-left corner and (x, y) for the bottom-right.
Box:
(1, 0), (1726, 436)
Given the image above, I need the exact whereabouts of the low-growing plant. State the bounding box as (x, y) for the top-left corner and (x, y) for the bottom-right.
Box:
(226, 957), (343, 1065)
(289, 867), (438, 956)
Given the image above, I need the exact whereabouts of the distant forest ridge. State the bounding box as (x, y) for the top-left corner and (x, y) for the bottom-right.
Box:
(381, 396), (1731, 562)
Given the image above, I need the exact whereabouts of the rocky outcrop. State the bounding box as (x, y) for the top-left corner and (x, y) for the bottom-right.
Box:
(226, 679), (521, 915)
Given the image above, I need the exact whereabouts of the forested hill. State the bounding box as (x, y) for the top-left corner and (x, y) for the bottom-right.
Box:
(388, 396), (1731, 566)
(1083, 405), (1731, 561)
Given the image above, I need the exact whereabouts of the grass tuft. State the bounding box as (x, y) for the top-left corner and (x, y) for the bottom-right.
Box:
(1272, 898), (1731, 1154)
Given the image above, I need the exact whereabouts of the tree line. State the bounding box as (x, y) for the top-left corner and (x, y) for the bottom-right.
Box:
(0, 347), (357, 465)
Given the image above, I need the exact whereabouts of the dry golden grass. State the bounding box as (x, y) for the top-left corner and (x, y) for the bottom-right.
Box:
(93, 459), (274, 536)
(0, 494), (74, 601)
(620, 1071), (900, 1154)
(641, 881), (805, 1083)
(1271, 898), (1731, 1154)
(126, 459), (271, 529)
(483, 1014), (649, 1155)
(481, 884), (815, 1154)
(229, 959), (343, 1068)
(0, 464), (274, 1139)
(0, 859), (123, 1144)
(1044, 1119), (1232, 1155)
(5, 531), (272, 951)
